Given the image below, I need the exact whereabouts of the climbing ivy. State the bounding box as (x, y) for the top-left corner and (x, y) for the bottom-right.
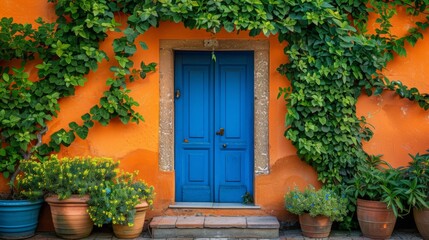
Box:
(1, 0), (429, 226)
(367, 0), (429, 110)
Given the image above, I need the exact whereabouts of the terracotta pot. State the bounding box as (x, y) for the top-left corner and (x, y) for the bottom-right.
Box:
(414, 207), (429, 240)
(45, 195), (93, 239)
(357, 199), (396, 239)
(298, 213), (332, 238)
(113, 201), (149, 239)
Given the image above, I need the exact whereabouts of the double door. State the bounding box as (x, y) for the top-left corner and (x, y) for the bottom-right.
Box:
(174, 51), (254, 203)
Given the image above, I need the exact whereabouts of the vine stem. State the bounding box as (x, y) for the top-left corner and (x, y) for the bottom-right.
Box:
(398, 0), (429, 15)
(10, 126), (48, 197)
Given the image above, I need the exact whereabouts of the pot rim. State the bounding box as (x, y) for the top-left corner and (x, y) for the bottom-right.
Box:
(0, 198), (43, 206)
(357, 198), (389, 208)
(45, 194), (90, 204)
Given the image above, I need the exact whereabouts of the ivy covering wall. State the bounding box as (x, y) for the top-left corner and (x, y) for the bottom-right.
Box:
(1, 0), (429, 226)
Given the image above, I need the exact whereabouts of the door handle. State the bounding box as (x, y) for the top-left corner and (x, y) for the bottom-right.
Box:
(216, 128), (224, 136)
(222, 144), (227, 148)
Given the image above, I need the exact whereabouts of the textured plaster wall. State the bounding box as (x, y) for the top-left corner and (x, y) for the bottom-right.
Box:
(358, 6), (429, 167)
(1, 1), (429, 229)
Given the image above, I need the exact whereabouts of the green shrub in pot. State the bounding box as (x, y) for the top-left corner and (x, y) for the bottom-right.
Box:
(285, 186), (348, 222)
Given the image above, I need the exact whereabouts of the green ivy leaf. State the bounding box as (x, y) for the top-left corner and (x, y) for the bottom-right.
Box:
(75, 126), (89, 139)
(2, 73), (9, 81)
(69, 121), (79, 130)
(124, 45), (136, 55)
(224, 22), (234, 32)
(139, 41), (148, 50)
(393, 45), (407, 56)
(81, 113), (91, 121)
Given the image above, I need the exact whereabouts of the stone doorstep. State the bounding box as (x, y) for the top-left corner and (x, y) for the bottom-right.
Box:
(246, 216), (281, 229)
(151, 228), (279, 239)
(150, 216), (178, 229)
(150, 216), (280, 229)
(176, 216), (205, 228)
(150, 216), (280, 239)
(204, 217), (247, 228)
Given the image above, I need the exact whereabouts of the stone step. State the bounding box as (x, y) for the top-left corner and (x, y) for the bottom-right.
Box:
(149, 216), (280, 239)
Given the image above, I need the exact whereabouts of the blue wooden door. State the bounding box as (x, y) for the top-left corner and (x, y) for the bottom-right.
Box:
(175, 51), (254, 203)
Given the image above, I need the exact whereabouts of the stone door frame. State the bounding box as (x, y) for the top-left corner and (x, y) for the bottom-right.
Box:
(158, 39), (270, 175)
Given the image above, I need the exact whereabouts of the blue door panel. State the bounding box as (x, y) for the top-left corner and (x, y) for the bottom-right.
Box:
(225, 152), (242, 182)
(177, 149), (212, 201)
(219, 185), (247, 202)
(186, 67), (209, 139)
(175, 52), (213, 202)
(175, 51), (253, 203)
(214, 51), (254, 203)
(187, 151), (209, 182)
(222, 67), (243, 138)
(183, 186), (211, 202)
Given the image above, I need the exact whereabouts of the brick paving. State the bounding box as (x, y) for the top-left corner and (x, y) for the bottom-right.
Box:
(30, 228), (423, 239)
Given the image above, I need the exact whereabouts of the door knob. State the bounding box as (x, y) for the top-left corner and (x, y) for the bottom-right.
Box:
(222, 144), (227, 148)
(216, 128), (224, 136)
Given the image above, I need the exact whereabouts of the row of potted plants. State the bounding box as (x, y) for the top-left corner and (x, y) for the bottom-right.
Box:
(1, 155), (154, 239)
(285, 151), (429, 239)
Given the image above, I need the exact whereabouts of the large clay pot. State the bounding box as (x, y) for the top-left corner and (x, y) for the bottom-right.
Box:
(298, 213), (332, 238)
(0, 199), (43, 239)
(45, 195), (93, 239)
(414, 207), (429, 240)
(357, 199), (396, 239)
(113, 201), (149, 239)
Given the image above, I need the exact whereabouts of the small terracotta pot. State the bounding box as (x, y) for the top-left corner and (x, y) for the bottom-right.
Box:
(414, 207), (429, 240)
(357, 199), (396, 239)
(45, 195), (93, 239)
(299, 213), (332, 238)
(113, 201), (149, 239)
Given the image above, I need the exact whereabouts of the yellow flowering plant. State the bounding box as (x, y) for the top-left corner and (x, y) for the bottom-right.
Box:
(88, 171), (155, 227)
(10, 154), (154, 227)
(43, 155), (118, 200)
(13, 159), (45, 200)
(10, 155), (118, 201)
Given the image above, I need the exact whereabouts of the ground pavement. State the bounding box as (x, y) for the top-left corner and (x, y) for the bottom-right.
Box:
(30, 228), (423, 240)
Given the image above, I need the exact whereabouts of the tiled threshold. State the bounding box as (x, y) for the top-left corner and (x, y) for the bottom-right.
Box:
(169, 202), (261, 209)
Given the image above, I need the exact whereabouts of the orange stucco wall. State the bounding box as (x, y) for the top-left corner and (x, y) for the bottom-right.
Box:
(1, 1), (429, 230)
(359, 6), (429, 167)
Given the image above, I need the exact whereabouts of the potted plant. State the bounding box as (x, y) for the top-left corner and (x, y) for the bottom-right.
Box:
(0, 18), (69, 239)
(350, 155), (405, 239)
(400, 151), (429, 239)
(0, 64), (48, 239)
(88, 171), (155, 239)
(42, 155), (118, 239)
(0, 159), (45, 239)
(0, 65), (49, 238)
(285, 186), (347, 238)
